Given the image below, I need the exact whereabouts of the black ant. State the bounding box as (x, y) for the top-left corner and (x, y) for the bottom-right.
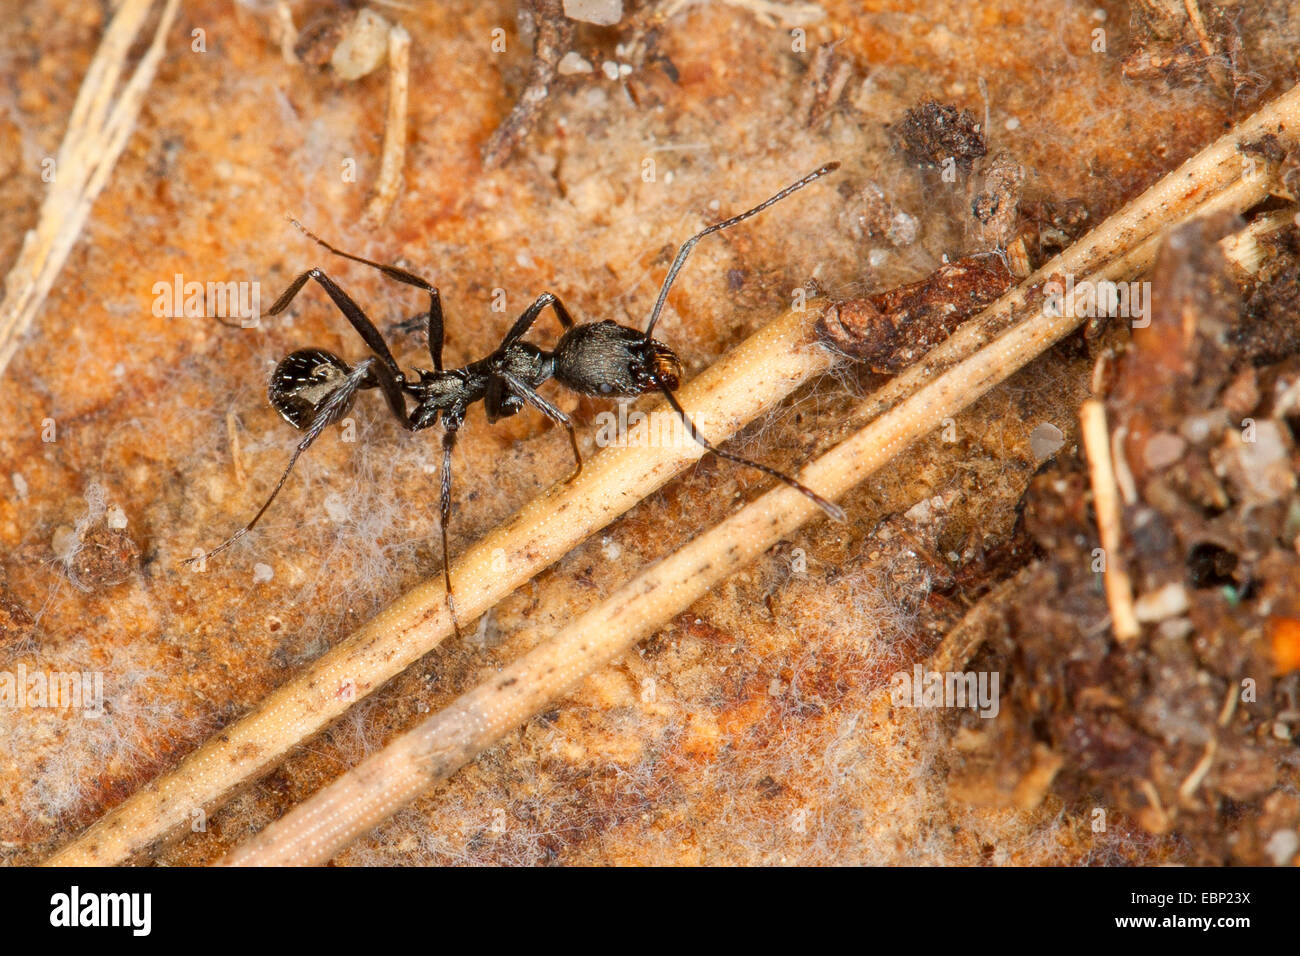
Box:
(190, 163), (844, 631)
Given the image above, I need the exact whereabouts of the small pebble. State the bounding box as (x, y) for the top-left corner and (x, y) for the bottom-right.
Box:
(557, 51), (593, 75)
(886, 211), (919, 247)
(1179, 413), (1217, 445)
(331, 9), (390, 81)
(1143, 431), (1186, 471)
(1135, 582), (1190, 623)
(1156, 617), (1193, 640)
(52, 525), (79, 562)
(564, 0), (623, 26)
(1029, 422), (1065, 460)
(600, 60), (620, 81)
(1221, 368), (1260, 419)
(904, 495), (945, 523)
(1230, 420), (1293, 502)
(1265, 829), (1298, 866)
(323, 492), (350, 523)
(253, 563), (274, 583)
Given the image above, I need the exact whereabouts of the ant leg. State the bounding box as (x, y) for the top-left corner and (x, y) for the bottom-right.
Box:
(287, 220), (447, 372)
(186, 358), (385, 564)
(658, 385), (845, 522)
(500, 292), (576, 350)
(269, 267), (406, 387)
(358, 351), (412, 424)
(438, 422), (464, 637)
(499, 371), (583, 482)
(643, 163), (840, 338)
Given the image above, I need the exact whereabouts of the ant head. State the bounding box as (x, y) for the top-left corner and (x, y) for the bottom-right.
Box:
(636, 338), (682, 392)
(269, 348), (354, 429)
(552, 321), (682, 397)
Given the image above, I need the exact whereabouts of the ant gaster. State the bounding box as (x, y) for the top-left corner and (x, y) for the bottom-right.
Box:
(191, 164), (844, 632)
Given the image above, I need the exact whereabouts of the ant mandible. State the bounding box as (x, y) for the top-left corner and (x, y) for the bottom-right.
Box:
(190, 163), (844, 632)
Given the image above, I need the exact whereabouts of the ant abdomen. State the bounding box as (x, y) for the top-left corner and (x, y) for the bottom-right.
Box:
(269, 348), (356, 429)
(553, 321), (681, 396)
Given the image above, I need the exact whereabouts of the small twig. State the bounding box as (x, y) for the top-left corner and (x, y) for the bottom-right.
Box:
(225, 410), (248, 489)
(663, 0), (826, 29)
(1183, 0), (1215, 58)
(1217, 682), (1239, 727)
(272, 0), (301, 66)
(362, 23), (411, 226)
(1140, 778), (1171, 832)
(0, 0), (181, 380)
(1080, 399), (1141, 643)
(1178, 738), (1217, 804)
(480, 0), (573, 169)
(1219, 208), (1295, 275)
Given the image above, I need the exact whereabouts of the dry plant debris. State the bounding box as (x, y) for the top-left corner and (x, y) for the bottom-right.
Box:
(893, 99), (987, 171)
(0, 0), (181, 379)
(816, 254), (1014, 373)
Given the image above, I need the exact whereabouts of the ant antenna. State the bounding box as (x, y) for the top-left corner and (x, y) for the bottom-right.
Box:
(659, 386), (845, 522)
(643, 162), (840, 339)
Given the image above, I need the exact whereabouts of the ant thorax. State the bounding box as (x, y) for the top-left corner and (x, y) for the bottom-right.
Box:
(490, 340), (552, 390)
(411, 366), (474, 406)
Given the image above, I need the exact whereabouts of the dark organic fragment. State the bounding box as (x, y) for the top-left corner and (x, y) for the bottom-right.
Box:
(294, 13), (348, 66)
(1121, 0), (1250, 95)
(1234, 263), (1300, 366)
(0, 581), (34, 647)
(969, 152), (1025, 250)
(894, 99), (987, 170)
(68, 525), (141, 591)
(1022, 199), (1090, 259)
(817, 254), (1014, 372)
(799, 42), (853, 128)
(481, 0), (575, 168)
